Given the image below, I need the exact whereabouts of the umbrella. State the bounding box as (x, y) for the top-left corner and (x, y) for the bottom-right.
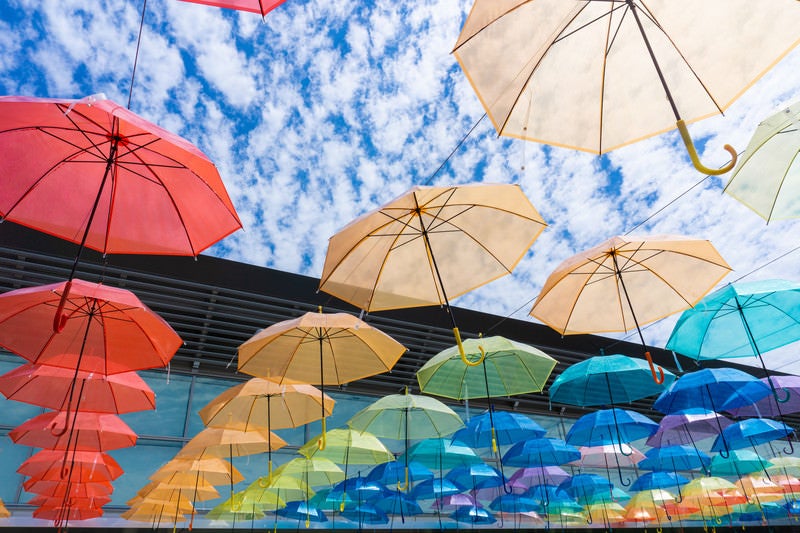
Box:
(411, 478), (462, 500)
(273, 457), (345, 488)
(198, 376), (332, 474)
(549, 353), (675, 407)
(318, 183), (546, 357)
(666, 279), (800, 407)
(10, 410), (137, 451)
(243, 473), (310, 508)
(729, 376), (800, 418)
(418, 335), (555, 454)
(638, 445), (711, 472)
(503, 438), (580, 468)
(573, 444), (645, 488)
(507, 466), (571, 492)
(276, 500), (328, 524)
(374, 490), (423, 517)
(646, 408), (733, 451)
(625, 489), (675, 526)
(712, 418), (795, 454)
(0, 279), (181, 373)
(298, 428), (394, 465)
(0, 94), (241, 292)
(18, 449), (123, 482)
(558, 474), (614, 506)
(0, 363), (155, 414)
(451, 410), (547, 449)
(177, 426), (287, 459)
(452, 1), (800, 174)
(366, 461), (433, 486)
(151, 457), (244, 486)
(587, 501), (627, 526)
(450, 505), (495, 525)
(238, 309), (406, 448)
(33, 505), (103, 522)
(653, 368), (771, 416)
(489, 493), (540, 513)
(206, 492), (268, 522)
(24, 479), (112, 499)
(348, 389), (464, 489)
(404, 438), (482, 470)
(446, 464), (506, 492)
(340, 503), (389, 525)
(711, 449), (772, 477)
(178, 0), (287, 17)
(724, 100), (800, 221)
(530, 235), (730, 382)
(432, 493), (478, 509)
(630, 472), (689, 494)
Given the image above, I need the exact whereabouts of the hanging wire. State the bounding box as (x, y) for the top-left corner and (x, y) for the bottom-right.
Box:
(421, 114), (487, 186)
(127, 0), (149, 110)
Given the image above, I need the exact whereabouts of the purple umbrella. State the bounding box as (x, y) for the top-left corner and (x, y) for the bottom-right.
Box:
(646, 407), (732, 468)
(728, 376), (800, 418)
(508, 466), (571, 492)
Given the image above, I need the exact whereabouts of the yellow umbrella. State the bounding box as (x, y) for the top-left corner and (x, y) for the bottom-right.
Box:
(0, 499), (9, 519)
(452, 0), (800, 175)
(246, 472), (312, 504)
(318, 183), (546, 360)
(177, 426), (287, 459)
(273, 456), (346, 488)
(151, 457), (244, 486)
(299, 428), (395, 465)
(137, 480), (220, 502)
(530, 234), (730, 381)
(238, 310), (406, 449)
(736, 475), (785, 504)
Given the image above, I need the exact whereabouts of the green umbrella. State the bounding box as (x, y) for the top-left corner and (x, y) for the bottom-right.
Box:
(417, 335), (556, 453)
(273, 457), (345, 488)
(206, 491), (268, 522)
(347, 389), (463, 490)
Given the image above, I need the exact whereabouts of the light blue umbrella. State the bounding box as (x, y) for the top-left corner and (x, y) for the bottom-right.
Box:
(445, 463), (506, 491)
(404, 438), (481, 470)
(410, 478), (462, 500)
(710, 449), (772, 477)
(503, 438), (580, 468)
(638, 445), (711, 472)
(489, 493), (540, 513)
(666, 279), (800, 404)
(549, 353), (675, 407)
(630, 471), (689, 493)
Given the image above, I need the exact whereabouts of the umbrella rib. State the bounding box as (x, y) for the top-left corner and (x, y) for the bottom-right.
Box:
(767, 150), (800, 222)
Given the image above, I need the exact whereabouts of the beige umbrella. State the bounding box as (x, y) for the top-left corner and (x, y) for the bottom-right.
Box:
(530, 235), (730, 381)
(319, 183), (545, 360)
(238, 310), (406, 449)
(453, 0), (800, 175)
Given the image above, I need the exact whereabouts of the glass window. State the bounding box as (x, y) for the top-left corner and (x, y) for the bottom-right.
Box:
(120, 371), (191, 439)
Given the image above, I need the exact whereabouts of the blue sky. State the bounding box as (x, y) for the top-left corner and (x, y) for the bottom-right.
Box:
(3, 1), (800, 371)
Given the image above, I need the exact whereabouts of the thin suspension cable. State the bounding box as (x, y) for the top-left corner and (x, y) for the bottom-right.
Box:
(127, 0), (148, 110)
(421, 114), (486, 186)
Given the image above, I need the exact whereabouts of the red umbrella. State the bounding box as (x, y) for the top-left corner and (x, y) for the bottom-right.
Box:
(32, 504), (104, 522)
(0, 363), (155, 413)
(0, 279), (181, 374)
(19, 450), (124, 482)
(0, 95), (241, 258)
(24, 478), (113, 499)
(10, 411), (137, 451)
(178, 0), (288, 17)
(28, 495), (111, 509)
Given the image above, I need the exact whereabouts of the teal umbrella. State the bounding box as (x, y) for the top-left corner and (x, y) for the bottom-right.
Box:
(666, 279), (800, 405)
(710, 449), (772, 477)
(549, 354), (676, 407)
(404, 438), (481, 470)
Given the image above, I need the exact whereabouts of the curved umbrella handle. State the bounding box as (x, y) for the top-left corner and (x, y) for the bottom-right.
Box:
(396, 467), (409, 492)
(676, 120), (737, 176)
(644, 352), (665, 384)
(53, 280), (72, 332)
(776, 387), (791, 404)
(455, 328), (484, 366)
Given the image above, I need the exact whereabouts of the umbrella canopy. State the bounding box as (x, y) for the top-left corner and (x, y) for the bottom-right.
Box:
(646, 408), (733, 447)
(630, 471), (689, 493)
(566, 408), (658, 447)
(0, 279), (181, 373)
(712, 418), (795, 452)
(199, 377), (334, 431)
(348, 390), (464, 440)
(366, 461), (433, 486)
(238, 310), (405, 447)
(433, 493), (478, 509)
(318, 183), (546, 356)
(10, 411), (137, 451)
(298, 428), (394, 465)
(178, 0), (287, 17)
(374, 490), (423, 516)
(33, 505), (103, 522)
(24, 478), (112, 499)
(653, 368), (772, 414)
(417, 336), (556, 399)
(411, 478), (462, 500)
(508, 466), (571, 491)
(724, 100), (800, 221)
(446, 464), (506, 491)
(151, 457), (244, 486)
(276, 500), (327, 523)
(711, 449), (772, 477)
(244, 474), (310, 504)
(531, 235), (730, 381)
(638, 445), (710, 472)
(729, 376), (800, 418)
(558, 474), (613, 503)
(0, 95), (241, 257)
(450, 505), (495, 525)
(573, 443), (645, 469)
(549, 354), (675, 406)
(404, 439), (482, 470)
(489, 493), (540, 513)
(177, 426), (287, 458)
(137, 480), (220, 501)
(452, 410), (546, 449)
(452, 0), (800, 174)
(206, 492), (268, 522)
(19, 449), (123, 482)
(341, 503), (389, 525)
(272, 457), (345, 487)
(503, 438), (580, 468)
(0, 363), (155, 413)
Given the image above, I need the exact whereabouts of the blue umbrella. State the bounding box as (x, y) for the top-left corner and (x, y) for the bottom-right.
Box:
(654, 368), (772, 414)
(558, 474), (614, 505)
(549, 353), (676, 407)
(453, 409), (546, 448)
(329, 477), (390, 505)
(525, 484), (577, 518)
(446, 463), (506, 491)
(630, 471), (689, 493)
(712, 418), (794, 453)
(410, 477), (462, 500)
(489, 493), (540, 513)
(365, 461), (433, 486)
(450, 505), (496, 525)
(638, 445), (711, 472)
(666, 280), (800, 406)
(276, 500), (327, 524)
(374, 490), (422, 516)
(340, 503), (389, 525)
(503, 438), (580, 468)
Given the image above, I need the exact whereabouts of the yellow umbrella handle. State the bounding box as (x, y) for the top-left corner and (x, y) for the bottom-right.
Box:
(455, 328), (485, 367)
(397, 467), (409, 491)
(676, 119), (737, 176)
(644, 351), (665, 384)
(318, 417), (327, 450)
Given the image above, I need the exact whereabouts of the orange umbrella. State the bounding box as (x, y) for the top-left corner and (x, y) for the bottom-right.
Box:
(10, 411), (137, 451)
(24, 479), (113, 499)
(178, 426), (287, 459)
(0, 363), (155, 413)
(137, 480), (220, 502)
(0, 279), (181, 372)
(151, 457), (244, 486)
(238, 310), (406, 448)
(28, 494), (111, 509)
(19, 450), (123, 483)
